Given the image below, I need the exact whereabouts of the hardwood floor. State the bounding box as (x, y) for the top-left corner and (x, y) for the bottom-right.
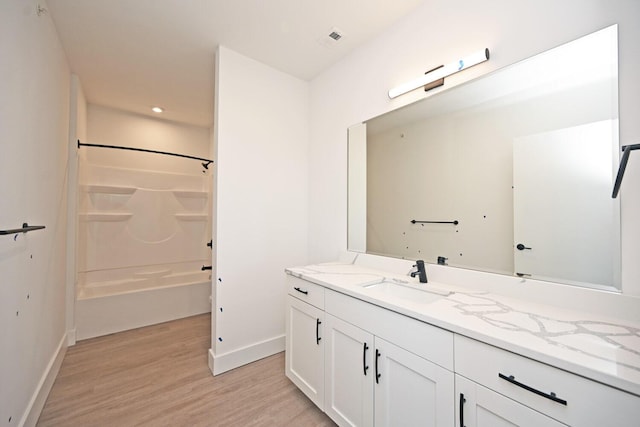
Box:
(38, 314), (334, 426)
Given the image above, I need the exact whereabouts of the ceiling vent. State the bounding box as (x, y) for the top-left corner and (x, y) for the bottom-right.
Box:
(328, 30), (342, 41)
(318, 27), (346, 49)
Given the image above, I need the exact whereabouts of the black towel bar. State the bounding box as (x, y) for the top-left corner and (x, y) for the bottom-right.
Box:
(0, 223), (46, 235)
(612, 143), (640, 198)
(411, 219), (459, 225)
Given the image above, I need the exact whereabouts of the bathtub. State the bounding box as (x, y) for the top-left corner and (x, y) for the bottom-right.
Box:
(78, 270), (211, 299)
(75, 269), (212, 340)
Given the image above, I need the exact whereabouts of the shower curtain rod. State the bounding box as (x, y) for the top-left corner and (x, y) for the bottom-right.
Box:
(77, 140), (214, 169)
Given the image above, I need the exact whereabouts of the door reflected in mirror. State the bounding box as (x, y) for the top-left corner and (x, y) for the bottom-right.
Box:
(348, 25), (620, 291)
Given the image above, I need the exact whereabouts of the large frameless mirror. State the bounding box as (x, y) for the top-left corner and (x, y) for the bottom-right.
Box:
(348, 25), (620, 291)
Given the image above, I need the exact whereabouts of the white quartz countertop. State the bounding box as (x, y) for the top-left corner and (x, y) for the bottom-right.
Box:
(285, 262), (640, 397)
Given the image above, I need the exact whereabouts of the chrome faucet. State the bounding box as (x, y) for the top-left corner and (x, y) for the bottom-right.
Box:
(410, 260), (428, 283)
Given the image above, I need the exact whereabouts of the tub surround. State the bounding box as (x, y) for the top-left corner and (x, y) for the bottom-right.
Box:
(75, 162), (212, 339)
(286, 255), (640, 397)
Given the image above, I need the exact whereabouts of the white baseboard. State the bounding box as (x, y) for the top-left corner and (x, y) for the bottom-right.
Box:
(21, 333), (67, 427)
(209, 335), (285, 376)
(67, 328), (76, 346)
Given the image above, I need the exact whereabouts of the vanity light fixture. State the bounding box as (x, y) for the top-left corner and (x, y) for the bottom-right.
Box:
(388, 48), (490, 99)
(151, 106), (164, 113)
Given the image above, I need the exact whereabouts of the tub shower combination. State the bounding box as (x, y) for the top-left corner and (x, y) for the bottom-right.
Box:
(75, 144), (213, 339)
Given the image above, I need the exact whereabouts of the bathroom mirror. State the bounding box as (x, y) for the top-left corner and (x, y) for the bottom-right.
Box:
(348, 25), (621, 291)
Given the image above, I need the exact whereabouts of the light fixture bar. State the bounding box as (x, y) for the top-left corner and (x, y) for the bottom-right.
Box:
(388, 48), (490, 99)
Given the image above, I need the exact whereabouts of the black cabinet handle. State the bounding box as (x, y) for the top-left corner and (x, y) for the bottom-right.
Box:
(294, 287), (308, 295)
(375, 349), (381, 384)
(498, 373), (567, 405)
(316, 318), (322, 345)
(363, 343), (369, 376)
(459, 393), (466, 427)
(201, 265), (212, 271)
(516, 243), (532, 251)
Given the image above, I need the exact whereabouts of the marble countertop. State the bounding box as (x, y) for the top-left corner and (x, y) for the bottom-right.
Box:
(286, 262), (640, 397)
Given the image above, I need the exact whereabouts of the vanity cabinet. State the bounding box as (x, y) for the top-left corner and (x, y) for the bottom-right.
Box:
(285, 277), (326, 410)
(286, 274), (640, 426)
(324, 289), (454, 427)
(455, 335), (640, 427)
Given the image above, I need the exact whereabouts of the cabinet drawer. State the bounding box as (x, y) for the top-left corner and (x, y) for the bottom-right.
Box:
(287, 275), (325, 309)
(455, 335), (640, 426)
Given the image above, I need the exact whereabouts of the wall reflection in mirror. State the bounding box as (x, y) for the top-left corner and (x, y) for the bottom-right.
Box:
(348, 25), (621, 291)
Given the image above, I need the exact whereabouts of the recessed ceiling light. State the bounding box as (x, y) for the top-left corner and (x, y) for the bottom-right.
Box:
(151, 106), (163, 113)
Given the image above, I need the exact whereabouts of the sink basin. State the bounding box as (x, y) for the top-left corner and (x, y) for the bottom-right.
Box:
(361, 280), (450, 305)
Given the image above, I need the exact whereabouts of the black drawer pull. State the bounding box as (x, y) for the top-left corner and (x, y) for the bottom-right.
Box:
(498, 373), (567, 405)
(459, 393), (466, 427)
(316, 318), (322, 345)
(294, 287), (308, 295)
(363, 343), (369, 376)
(375, 349), (381, 384)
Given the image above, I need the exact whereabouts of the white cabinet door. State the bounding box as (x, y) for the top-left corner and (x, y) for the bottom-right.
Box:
(455, 375), (566, 427)
(374, 337), (454, 427)
(285, 295), (325, 410)
(325, 314), (375, 427)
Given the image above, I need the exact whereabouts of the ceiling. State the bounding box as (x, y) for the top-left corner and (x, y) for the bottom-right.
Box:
(47, 0), (425, 127)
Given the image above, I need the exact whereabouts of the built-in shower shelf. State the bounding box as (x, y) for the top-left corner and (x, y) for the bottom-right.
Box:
(80, 213), (133, 222)
(175, 213), (208, 221)
(83, 184), (137, 194)
(172, 190), (208, 199)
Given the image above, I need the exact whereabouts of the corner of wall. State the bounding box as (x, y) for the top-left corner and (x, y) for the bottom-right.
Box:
(21, 334), (68, 427)
(66, 74), (87, 346)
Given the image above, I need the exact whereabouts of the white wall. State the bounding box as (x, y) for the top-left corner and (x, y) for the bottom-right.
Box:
(0, 1), (71, 425)
(211, 46), (309, 374)
(309, 0), (640, 295)
(85, 104), (211, 174)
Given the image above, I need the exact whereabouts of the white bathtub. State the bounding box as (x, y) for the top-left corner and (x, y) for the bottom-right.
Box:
(78, 270), (211, 299)
(75, 269), (212, 340)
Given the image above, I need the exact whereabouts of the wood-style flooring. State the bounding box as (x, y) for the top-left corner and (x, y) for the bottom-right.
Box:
(38, 314), (334, 426)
